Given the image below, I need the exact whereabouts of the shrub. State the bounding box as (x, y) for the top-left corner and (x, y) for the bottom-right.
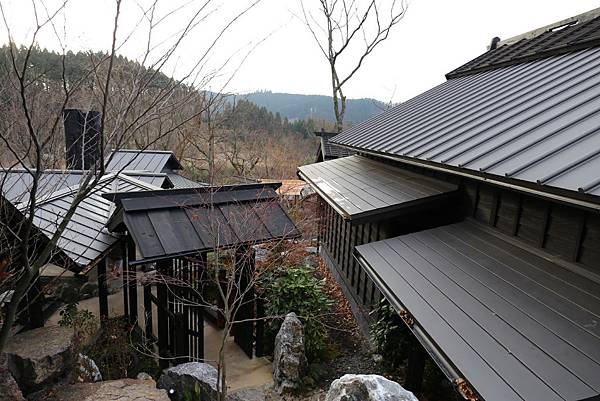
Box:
(370, 299), (412, 371)
(58, 302), (98, 350)
(263, 265), (333, 362)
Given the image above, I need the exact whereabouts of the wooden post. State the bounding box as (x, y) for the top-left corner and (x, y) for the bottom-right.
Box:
(174, 311), (189, 364)
(97, 258), (109, 324)
(255, 296), (265, 357)
(233, 246), (255, 359)
(143, 280), (153, 341)
(156, 259), (170, 369)
(121, 239), (129, 319)
(405, 336), (426, 396)
(127, 237), (138, 326)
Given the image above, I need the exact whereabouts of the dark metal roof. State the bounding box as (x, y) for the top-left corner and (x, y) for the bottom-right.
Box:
(105, 184), (300, 264)
(298, 155), (457, 221)
(447, 10), (600, 79)
(356, 220), (600, 401)
(331, 47), (600, 200)
(315, 131), (354, 161)
(166, 173), (208, 189)
(105, 149), (183, 173)
(24, 174), (159, 268)
(0, 169), (85, 204)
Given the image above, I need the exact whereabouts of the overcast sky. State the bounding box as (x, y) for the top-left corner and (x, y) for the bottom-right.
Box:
(1, 0), (599, 103)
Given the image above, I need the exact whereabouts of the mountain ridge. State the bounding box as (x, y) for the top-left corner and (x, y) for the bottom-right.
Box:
(238, 91), (387, 125)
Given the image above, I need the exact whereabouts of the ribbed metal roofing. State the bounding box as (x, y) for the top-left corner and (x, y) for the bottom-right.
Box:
(446, 12), (600, 79)
(21, 174), (158, 268)
(105, 149), (182, 173)
(332, 48), (600, 199)
(356, 220), (600, 401)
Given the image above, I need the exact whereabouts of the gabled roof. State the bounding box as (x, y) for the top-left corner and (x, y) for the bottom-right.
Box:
(447, 8), (600, 79)
(104, 184), (300, 264)
(315, 131), (354, 162)
(356, 220), (600, 401)
(105, 149), (183, 173)
(20, 174), (159, 269)
(331, 46), (600, 202)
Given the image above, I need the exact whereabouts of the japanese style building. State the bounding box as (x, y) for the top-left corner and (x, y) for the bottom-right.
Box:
(299, 8), (600, 401)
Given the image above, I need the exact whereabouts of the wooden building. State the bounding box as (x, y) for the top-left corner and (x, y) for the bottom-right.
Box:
(299, 9), (600, 401)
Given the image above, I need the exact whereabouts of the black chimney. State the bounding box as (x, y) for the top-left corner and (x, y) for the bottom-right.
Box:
(63, 109), (102, 170)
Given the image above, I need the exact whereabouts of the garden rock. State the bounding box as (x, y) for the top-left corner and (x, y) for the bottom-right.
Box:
(137, 371), (153, 380)
(4, 325), (74, 394)
(273, 312), (307, 394)
(70, 353), (102, 383)
(28, 378), (169, 401)
(228, 386), (266, 401)
(0, 353), (25, 401)
(157, 362), (219, 401)
(325, 374), (419, 401)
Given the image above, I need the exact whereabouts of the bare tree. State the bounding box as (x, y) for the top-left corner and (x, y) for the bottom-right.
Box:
(300, 0), (407, 132)
(0, 0), (263, 353)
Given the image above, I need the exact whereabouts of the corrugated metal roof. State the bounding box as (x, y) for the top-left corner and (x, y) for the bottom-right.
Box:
(447, 10), (600, 79)
(21, 174), (159, 268)
(166, 173), (208, 189)
(315, 131), (354, 161)
(105, 149), (183, 173)
(298, 155), (457, 221)
(332, 48), (600, 199)
(105, 184), (300, 264)
(0, 169), (85, 204)
(356, 219), (600, 401)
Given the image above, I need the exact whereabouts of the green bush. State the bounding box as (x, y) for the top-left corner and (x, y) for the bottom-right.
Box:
(58, 302), (98, 350)
(264, 265), (333, 362)
(370, 299), (412, 371)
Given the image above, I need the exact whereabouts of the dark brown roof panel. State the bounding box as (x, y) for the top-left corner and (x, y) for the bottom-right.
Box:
(108, 184), (300, 263)
(356, 220), (600, 401)
(298, 155), (458, 221)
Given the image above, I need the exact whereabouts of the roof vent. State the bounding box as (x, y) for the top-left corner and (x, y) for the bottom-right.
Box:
(489, 37), (501, 50)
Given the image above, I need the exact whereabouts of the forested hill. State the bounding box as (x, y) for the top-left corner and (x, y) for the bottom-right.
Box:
(240, 91), (387, 125)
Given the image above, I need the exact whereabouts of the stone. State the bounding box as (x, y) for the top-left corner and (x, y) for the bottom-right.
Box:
(228, 387), (266, 401)
(137, 371), (153, 380)
(157, 362), (220, 401)
(4, 325), (74, 394)
(0, 354), (25, 401)
(70, 353), (102, 383)
(28, 378), (169, 401)
(273, 312), (307, 394)
(325, 374), (419, 401)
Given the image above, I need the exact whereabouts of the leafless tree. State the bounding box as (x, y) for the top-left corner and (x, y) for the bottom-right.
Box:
(300, 0), (407, 132)
(0, 0), (263, 353)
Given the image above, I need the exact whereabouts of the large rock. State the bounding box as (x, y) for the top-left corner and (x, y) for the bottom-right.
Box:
(0, 353), (25, 401)
(28, 378), (169, 401)
(325, 374), (419, 401)
(157, 362), (220, 401)
(273, 312), (307, 394)
(4, 325), (74, 394)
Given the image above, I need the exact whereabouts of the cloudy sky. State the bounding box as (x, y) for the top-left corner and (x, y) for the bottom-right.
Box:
(1, 0), (599, 103)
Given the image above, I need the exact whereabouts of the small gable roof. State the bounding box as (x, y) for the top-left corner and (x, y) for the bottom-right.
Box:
(105, 149), (183, 173)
